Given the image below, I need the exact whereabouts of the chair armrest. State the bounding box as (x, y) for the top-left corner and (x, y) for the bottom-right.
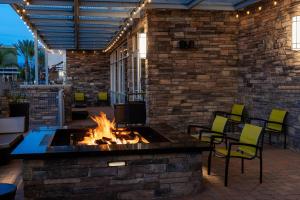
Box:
(210, 135), (226, 145)
(250, 118), (286, 128)
(266, 120), (286, 126)
(227, 113), (243, 117)
(200, 130), (223, 134)
(249, 117), (268, 123)
(187, 124), (210, 134)
(225, 136), (239, 141)
(214, 111), (230, 117)
(188, 125), (210, 129)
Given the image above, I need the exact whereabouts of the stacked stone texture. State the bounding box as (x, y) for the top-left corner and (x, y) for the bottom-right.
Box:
(20, 86), (72, 128)
(66, 51), (110, 105)
(0, 96), (9, 117)
(23, 153), (202, 200)
(238, 0), (300, 150)
(145, 10), (240, 131)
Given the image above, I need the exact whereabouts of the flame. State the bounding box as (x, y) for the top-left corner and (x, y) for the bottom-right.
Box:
(78, 112), (149, 145)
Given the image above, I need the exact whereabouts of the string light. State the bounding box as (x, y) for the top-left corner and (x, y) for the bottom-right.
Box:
(104, 0), (152, 53)
(234, 0), (278, 20)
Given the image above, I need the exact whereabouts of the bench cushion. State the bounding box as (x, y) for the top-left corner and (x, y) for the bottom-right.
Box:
(0, 117), (25, 134)
(0, 134), (23, 149)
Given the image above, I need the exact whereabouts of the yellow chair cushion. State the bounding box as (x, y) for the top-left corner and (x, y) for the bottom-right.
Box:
(98, 92), (108, 101)
(215, 147), (253, 159)
(74, 92), (85, 101)
(267, 109), (287, 132)
(191, 134), (199, 140)
(239, 124), (262, 156)
(230, 104), (244, 122)
(211, 115), (228, 133)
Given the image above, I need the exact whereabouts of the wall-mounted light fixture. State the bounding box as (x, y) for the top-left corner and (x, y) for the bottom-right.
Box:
(138, 33), (147, 59)
(108, 161), (127, 167)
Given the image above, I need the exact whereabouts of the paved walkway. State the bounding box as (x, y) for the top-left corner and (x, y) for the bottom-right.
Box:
(185, 146), (300, 200)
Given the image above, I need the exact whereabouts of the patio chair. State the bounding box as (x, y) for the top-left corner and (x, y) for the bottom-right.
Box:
(214, 104), (246, 131)
(208, 124), (264, 186)
(187, 115), (228, 145)
(74, 92), (86, 108)
(97, 91), (109, 106)
(250, 109), (288, 149)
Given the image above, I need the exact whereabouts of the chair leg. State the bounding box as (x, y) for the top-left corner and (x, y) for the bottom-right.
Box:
(187, 126), (192, 134)
(269, 133), (272, 145)
(225, 156), (230, 187)
(241, 158), (244, 174)
(284, 132), (287, 149)
(208, 149), (213, 175)
(260, 150), (263, 184)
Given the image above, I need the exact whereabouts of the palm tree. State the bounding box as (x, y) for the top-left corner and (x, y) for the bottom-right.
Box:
(0, 44), (18, 67)
(14, 40), (34, 82)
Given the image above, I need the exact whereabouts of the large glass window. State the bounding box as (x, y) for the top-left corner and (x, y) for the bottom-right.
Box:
(292, 16), (300, 50)
(110, 43), (128, 104)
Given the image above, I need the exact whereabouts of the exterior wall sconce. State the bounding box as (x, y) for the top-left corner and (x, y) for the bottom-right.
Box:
(138, 33), (147, 59)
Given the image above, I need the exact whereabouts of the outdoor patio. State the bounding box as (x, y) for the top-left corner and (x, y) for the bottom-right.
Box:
(1, 144), (300, 200)
(1, 0), (300, 199)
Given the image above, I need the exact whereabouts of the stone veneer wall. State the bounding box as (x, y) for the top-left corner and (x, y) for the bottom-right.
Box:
(19, 85), (72, 127)
(23, 153), (202, 200)
(66, 51), (110, 105)
(238, 0), (300, 150)
(146, 10), (239, 130)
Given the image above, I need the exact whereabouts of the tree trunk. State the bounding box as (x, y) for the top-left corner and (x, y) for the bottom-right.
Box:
(25, 57), (29, 83)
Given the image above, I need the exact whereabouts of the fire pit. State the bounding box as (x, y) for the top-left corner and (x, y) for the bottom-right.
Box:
(12, 113), (210, 200)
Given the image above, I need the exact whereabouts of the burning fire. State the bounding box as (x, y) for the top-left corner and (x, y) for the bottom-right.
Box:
(79, 112), (149, 145)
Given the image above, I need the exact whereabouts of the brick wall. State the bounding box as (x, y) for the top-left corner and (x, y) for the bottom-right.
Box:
(66, 51), (110, 105)
(238, 0), (300, 150)
(145, 10), (240, 130)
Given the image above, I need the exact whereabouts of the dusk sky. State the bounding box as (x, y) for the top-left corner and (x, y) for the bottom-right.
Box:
(0, 4), (33, 46)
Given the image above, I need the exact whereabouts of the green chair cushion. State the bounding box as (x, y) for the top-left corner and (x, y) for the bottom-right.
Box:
(75, 93), (85, 102)
(267, 109), (287, 132)
(98, 92), (108, 101)
(211, 115), (228, 133)
(239, 124), (262, 156)
(230, 104), (244, 122)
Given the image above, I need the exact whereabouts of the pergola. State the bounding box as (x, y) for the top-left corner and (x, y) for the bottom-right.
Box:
(1, 0), (259, 50)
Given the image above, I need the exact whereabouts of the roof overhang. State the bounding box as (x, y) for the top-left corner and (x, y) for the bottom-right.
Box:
(0, 0), (261, 50)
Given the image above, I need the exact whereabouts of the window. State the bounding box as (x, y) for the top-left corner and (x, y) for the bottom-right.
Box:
(292, 16), (300, 50)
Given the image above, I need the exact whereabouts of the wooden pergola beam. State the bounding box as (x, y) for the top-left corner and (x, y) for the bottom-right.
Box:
(74, 0), (79, 50)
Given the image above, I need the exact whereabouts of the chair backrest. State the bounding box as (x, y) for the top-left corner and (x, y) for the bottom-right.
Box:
(211, 115), (228, 133)
(230, 104), (245, 122)
(74, 92), (85, 102)
(239, 124), (263, 157)
(267, 109), (287, 131)
(98, 92), (108, 101)
(0, 117), (25, 134)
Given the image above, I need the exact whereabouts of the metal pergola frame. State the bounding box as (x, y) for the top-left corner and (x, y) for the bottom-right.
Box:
(0, 0), (260, 50)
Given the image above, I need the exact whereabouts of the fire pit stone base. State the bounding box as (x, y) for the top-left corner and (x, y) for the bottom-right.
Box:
(23, 153), (203, 200)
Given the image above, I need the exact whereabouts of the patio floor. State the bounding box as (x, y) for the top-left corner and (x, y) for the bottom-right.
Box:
(1, 107), (300, 200)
